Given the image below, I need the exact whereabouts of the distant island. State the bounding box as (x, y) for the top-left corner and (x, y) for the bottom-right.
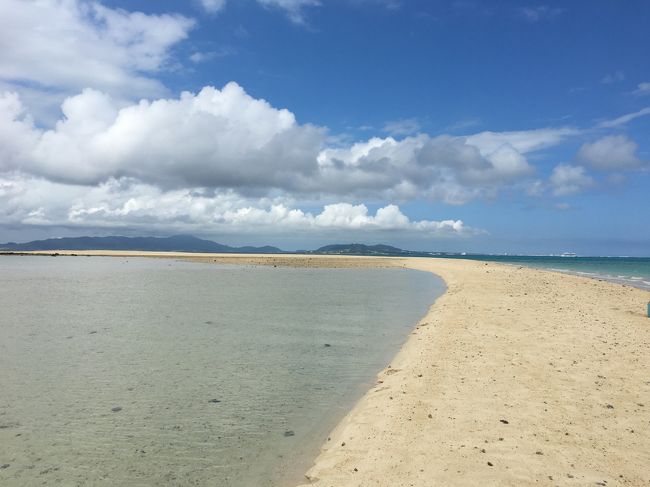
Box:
(307, 243), (448, 257)
(0, 235), (283, 254)
(0, 235), (458, 257)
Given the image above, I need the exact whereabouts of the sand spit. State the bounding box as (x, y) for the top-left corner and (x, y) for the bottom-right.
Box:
(297, 258), (650, 487)
(16, 250), (399, 268)
(10, 251), (650, 485)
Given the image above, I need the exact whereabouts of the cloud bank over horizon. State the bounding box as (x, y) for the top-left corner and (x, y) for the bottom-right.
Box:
(0, 174), (479, 239)
(1, 77), (647, 241)
(0, 80), (585, 237)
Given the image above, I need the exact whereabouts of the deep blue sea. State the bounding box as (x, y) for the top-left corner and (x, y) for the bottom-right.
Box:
(445, 255), (650, 291)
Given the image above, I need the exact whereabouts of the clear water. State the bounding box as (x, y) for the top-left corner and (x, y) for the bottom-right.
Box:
(0, 256), (443, 486)
(447, 255), (650, 291)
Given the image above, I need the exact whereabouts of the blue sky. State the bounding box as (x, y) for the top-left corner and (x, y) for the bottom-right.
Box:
(0, 0), (648, 254)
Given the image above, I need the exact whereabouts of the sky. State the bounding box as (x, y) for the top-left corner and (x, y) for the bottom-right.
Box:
(0, 0), (648, 255)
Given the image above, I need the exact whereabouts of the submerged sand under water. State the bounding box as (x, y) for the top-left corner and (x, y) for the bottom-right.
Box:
(0, 256), (443, 486)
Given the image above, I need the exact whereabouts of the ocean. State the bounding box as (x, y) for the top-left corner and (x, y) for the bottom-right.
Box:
(0, 256), (443, 486)
(447, 255), (650, 291)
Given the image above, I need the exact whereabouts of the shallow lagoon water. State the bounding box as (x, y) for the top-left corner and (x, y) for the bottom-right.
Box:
(0, 256), (443, 486)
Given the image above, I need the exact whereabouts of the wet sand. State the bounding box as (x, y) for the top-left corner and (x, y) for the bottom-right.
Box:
(10, 251), (650, 485)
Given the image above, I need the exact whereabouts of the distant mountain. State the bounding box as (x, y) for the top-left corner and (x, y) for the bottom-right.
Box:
(0, 235), (284, 254)
(313, 243), (446, 257)
(0, 235), (462, 257)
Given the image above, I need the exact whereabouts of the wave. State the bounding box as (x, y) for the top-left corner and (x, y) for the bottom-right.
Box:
(542, 267), (650, 291)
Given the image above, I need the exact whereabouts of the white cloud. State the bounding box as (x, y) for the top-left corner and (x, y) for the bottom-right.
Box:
(383, 118), (421, 136)
(549, 164), (594, 196)
(576, 135), (644, 170)
(0, 92), (39, 171)
(199, 0), (228, 14)
(0, 174), (479, 237)
(0, 84), (324, 188)
(199, 0), (399, 23)
(0, 0), (194, 115)
(189, 48), (234, 63)
(204, 0), (320, 24)
(263, 0), (404, 23)
(189, 52), (211, 63)
(465, 127), (578, 155)
(596, 106), (650, 128)
(1, 84), (571, 205)
(633, 82), (650, 96)
(315, 132), (539, 204)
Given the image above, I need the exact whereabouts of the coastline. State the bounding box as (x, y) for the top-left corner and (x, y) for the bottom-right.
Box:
(4, 252), (650, 484)
(297, 257), (650, 486)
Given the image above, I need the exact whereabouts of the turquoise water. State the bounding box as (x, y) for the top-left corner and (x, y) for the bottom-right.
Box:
(0, 256), (443, 487)
(447, 255), (650, 291)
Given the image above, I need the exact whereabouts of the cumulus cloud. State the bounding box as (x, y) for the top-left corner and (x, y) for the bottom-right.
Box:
(0, 84), (324, 188)
(316, 132), (540, 203)
(576, 135), (644, 170)
(0, 0), (194, 105)
(549, 164), (594, 196)
(0, 174), (479, 237)
(332, 127), (580, 200)
(0, 83), (571, 205)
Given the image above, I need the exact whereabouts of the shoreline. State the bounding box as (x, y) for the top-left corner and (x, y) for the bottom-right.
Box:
(296, 257), (650, 486)
(0, 253), (436, 487)
(3, 251), (650, 484)
(5, 250), (649, 292)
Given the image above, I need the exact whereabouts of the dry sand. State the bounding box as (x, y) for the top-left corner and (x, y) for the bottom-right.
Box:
(11, 251), (650, 485)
